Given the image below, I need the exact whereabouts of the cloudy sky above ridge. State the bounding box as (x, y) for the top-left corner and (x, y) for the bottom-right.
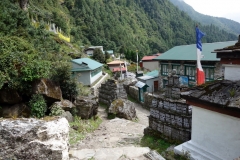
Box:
(184, 0), (240, 23)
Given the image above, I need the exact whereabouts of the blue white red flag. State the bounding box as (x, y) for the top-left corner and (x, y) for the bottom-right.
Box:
(196, 27), (205, 85)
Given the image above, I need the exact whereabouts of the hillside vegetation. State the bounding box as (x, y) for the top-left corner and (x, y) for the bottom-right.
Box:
(169, 0), (240, 36)
(0, 0), (238, 92)
(24, 0), (237, 54)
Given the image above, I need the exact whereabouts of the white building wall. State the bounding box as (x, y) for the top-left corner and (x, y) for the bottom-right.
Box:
(224, 64), (240, 81)
(143, 61), (159, 71)
(138, 78), (159, 93)
(175, 106), (240, 160)
(90, 71), (102, 85)
(86, 50), (94, 56)
(75, 71), (91, 86)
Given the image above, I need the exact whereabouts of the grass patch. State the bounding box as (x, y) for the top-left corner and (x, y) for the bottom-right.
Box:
(69, 116), (102, 145)
(127, 95), (138, 103)
(141, 134), (190, 160)
(141, 135), (171, 154)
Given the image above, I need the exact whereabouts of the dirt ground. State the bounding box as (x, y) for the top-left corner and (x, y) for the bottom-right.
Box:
(69, 102), (151, 160)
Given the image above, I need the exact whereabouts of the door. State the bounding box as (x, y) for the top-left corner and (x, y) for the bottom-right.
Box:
(154, 81), (158, 92)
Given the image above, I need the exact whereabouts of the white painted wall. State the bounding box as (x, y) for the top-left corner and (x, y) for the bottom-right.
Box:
(191, 106), (240, 160)
(143, 61), (159, 71)
(138, 78), (159, 93)
(75, 71), (91, 86)
(223, 64), (240, 81)
(90, 70), (102, 85)
(86, 50), (94, 56)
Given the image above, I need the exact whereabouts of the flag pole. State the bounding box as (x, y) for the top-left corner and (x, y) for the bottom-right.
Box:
(196, 25), (205, 85)
(136, 50), (138, 72)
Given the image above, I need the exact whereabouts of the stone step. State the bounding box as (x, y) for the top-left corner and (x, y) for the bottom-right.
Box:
(69, 146), (151, 160)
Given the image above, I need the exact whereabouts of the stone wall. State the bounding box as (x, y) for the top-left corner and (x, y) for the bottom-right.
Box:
(128, 86), (139, 102)
(147, 98), (192, 142)
(144, 75), (192, 142)
(98, 79), (127, 106)
(91, 73), (109, 96)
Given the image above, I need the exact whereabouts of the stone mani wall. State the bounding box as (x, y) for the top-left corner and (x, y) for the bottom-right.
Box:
(128, 86), (139, 102)
(149, 98), (192, 142)
(98, 79), (127, 106)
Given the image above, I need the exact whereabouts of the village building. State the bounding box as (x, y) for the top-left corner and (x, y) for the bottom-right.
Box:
(104, 50), (114, 58)
(137, 70), (159, 93)
(71, 58), (103, 86)
(140, 54), (161, 71)
(153, 41), (236, 88)
(174, 36), (240, 160)
(107, 60), (125, 71)
(84, 46), (104, 56)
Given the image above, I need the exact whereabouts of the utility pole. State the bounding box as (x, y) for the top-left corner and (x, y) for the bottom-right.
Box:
(136, 50), (138, 72)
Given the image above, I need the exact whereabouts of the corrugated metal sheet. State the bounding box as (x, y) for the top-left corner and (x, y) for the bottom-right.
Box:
(146, 70), (159, 77)
(154, 41), (236, 61)
(142, 55), (158, 61)
(71, 58), (103, 71)
(135, 81), (149, 88)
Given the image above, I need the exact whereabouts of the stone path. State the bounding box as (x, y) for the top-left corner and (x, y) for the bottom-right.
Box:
(69, 102), (153, 160)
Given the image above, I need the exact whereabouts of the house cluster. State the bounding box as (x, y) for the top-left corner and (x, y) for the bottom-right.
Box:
(71, 37), (240, 159)
(84, 46), (114, 57)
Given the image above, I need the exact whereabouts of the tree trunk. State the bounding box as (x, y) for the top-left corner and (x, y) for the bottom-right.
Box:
(19, 0), (28, 10)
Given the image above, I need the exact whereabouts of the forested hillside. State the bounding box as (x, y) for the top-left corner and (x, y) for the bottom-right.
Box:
(169, 0), (240, 36)
(23, 0), (237, 55)
(0, 0), (238, 104)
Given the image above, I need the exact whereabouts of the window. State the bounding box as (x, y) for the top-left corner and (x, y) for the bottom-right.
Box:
(172, 64), (181, 75)
(91, 67), (102, 77)
(203, 67), (214, 81)
(161, 64), (168, 76)
(185, 65), (196, 81)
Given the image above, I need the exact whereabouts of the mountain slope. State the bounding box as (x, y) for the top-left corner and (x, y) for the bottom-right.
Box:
(169, 0), (240, 35)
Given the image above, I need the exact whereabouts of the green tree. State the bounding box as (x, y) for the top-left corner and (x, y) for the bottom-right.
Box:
(105, 51), (110, 62)
(92, 48), (105, 63)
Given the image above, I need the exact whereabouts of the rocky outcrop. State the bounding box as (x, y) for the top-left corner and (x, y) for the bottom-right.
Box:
(54, 99), (75, 112)
(61, 111), (74, 123)
(108, 99), (137, 120)
(0, 88), (22, 105)
(0, 103), (30, 118)
(32, 78), (62, 104)
(74, 96), (98, 119)
(0, 117), (69, 160)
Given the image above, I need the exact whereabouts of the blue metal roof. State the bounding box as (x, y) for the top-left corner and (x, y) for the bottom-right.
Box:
(146, 70), (159, 77)
(154, 41), (236, 61)
(71, 58), (103, 71)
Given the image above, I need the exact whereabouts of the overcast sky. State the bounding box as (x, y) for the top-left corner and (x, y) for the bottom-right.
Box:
(184, 0), (240, 23)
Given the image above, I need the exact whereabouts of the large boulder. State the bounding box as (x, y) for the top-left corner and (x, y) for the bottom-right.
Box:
(53, 99), (76, 112)
(108, 99), (137, 120)
(61, 111), (74, 123)
(0, 103), (31, 118)
(74, 96), (98, 119)
(0, 88), (22, 105)
(32, 78), (62, 104)
(123, 77), (137, 94)
(0, 117), (69, 159)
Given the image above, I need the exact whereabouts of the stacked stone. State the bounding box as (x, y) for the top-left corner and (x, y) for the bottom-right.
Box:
(165, 76), (181, 99)
(144, 71), (192, 142)
(148, 97), (192, 142)
(98, 79), (127, 106)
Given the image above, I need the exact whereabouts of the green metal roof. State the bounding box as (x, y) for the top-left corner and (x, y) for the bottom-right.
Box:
(154, 41), (236, 61)
(71, 58), (103, 71)
(145, 70), (159, 77)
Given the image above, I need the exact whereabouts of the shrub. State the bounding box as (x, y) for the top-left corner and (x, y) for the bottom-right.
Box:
(50, 104), (65, 116)
(29, 94), (47, 118)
